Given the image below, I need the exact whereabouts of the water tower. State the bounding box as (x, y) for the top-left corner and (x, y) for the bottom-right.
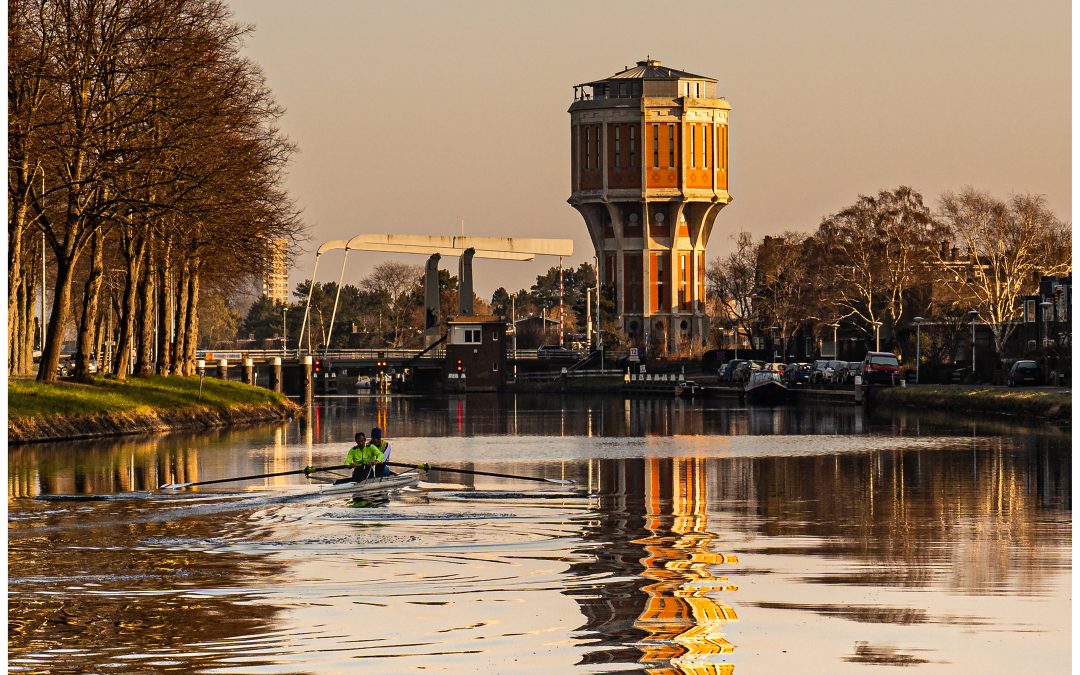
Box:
(568, 58), (731, 352)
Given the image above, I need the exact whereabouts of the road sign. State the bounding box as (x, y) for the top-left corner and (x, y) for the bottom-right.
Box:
(629, 348), (640, 363)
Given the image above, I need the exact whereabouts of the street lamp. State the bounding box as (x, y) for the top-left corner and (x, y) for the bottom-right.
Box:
(968, 310), (978, 379)
(830, 322), (840, 359)
(282, 306), (287, 358)
(872, 321), (883, 352)
(771, 325), (780, 362)
(913, 316), (924, 385)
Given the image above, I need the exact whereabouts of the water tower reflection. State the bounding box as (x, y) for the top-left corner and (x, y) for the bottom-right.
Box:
(570, 456), (738, 674)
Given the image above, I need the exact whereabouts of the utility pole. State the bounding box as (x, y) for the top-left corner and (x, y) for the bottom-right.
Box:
(558, 256), (564, 346)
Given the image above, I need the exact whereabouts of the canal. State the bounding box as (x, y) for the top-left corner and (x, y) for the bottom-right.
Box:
(7, 395), (1071, 673)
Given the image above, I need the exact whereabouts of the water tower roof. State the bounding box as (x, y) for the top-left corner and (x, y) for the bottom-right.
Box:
(578, 57), (716, 87)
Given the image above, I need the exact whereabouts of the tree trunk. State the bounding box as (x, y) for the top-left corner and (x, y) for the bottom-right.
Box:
(113, 226), (146, 379)
(156, 240), (172, 375)
(36, 254), (77, 383)
(74, 228), (104, 379)
(172, 260), (189, 375)
(181, 261), (200, 375)
(135, 239), (156, 377)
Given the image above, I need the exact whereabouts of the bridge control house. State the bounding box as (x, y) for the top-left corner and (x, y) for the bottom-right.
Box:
(444, 316), (509, 392)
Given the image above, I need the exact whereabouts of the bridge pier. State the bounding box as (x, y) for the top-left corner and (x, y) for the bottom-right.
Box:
(242, 358), (254, 385)
(270, 357), (283, 393)
(216, 358), (228, 379)
(302, 355), (313, 405)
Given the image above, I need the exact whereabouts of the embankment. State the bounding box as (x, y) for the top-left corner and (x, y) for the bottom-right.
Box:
(872, 385), (1070, 422)
(8, 376), (303, 444)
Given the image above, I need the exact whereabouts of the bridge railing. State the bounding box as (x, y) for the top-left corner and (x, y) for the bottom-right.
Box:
(197, 348), (447, 361)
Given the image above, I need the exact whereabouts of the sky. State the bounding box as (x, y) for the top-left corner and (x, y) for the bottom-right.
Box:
(227, 0), (1072, 300)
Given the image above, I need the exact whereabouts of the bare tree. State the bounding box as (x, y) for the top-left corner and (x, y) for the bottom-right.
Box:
(934, 189), (1071, 363)
(362, 262), (423, 347)
(815, 186), (943, 350)
(707, 231), (758, 352)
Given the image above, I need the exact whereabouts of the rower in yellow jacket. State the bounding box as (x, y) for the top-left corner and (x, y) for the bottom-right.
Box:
(338, 432), (384, 483)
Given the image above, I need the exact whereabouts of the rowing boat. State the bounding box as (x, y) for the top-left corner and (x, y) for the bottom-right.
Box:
(307, 471), (420, 497)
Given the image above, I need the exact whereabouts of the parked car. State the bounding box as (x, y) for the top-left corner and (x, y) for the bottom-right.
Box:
(860, 352), (901, 384)
(786, 363), (813, 385)
(537, 345), (579, 360)
(811, 360), (831, 384)
(718, 359), (747, 382)
(732, 360), (764, 383)
(60, 357), (98, 375)
(824, 360), (846, 384)
(1007, 360), (1042, 387)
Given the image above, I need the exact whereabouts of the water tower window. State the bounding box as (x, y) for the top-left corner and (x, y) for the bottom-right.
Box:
(615, 126), (621, 168)
(595, 127), (601, 169)
(619, 82), (627, 98)
(690, 126), (696, 168)
(695, 82), (701, 98)
(652, 124), (659, 168)
(668, 125), (675, 168)
(585, 127), (591, 169)
(629, 126), (637, 167)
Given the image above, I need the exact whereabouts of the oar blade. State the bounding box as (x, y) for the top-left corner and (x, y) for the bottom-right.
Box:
(544, 478), (577, 485)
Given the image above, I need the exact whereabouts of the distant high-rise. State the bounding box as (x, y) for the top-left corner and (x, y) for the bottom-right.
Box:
(263, 238), (289, 304)
(569, 58), (731, 351)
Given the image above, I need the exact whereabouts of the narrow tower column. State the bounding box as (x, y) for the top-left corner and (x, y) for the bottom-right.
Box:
(457, 248), (475, 316)
(424, 253), (441, 344)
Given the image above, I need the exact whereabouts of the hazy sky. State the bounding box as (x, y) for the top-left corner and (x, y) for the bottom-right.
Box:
(227, 0), (1071, 299)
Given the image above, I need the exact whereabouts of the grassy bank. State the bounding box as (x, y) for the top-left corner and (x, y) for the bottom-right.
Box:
(8, 376), (303, 443)
(873, 385), (1070, 422)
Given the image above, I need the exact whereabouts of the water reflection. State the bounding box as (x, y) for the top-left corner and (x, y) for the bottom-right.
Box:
(7, 396), (1071, 673)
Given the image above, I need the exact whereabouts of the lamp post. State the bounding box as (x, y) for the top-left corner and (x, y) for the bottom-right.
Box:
(830, 322), (840, 359)
(771, 325), (780, 362)
(872, 321), (882, 352)
(968, 310), (978, 379)
(913, 316), (924, 385)
(282, 306), (287, 358)
(1040, 300), (1052, 384)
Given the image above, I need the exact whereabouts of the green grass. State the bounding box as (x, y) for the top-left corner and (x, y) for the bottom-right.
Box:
(876, 385), (1071, 421)
(8, 375), (292, 421)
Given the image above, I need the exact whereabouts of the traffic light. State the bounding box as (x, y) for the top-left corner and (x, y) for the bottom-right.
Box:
(313, 358), (322, 374)
(456, 360), (463, 373)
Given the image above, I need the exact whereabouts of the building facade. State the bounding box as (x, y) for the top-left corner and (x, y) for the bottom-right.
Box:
(569, 58), (732, 352)
(263, 238), (289, 304)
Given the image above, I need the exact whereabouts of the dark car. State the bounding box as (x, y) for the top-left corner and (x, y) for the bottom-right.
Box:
(718, 359), (746, 382)
(537, 345), (579, 360)
(860, 352), (901, 384)
(732, 360), (763, 383)
(786, 363), (812, 385)
(1007, 360), (1042, 387)
(811, 359), (830, 384)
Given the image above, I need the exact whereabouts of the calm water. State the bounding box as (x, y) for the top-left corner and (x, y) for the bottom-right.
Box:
(7, 395), (1072, 673)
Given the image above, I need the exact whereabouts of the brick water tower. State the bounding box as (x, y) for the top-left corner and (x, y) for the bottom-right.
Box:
(569, 58), (731, 352)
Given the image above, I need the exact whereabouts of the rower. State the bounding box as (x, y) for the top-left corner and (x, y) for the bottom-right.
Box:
(337, 432), (384, 484)
(370, 427), (392, 477)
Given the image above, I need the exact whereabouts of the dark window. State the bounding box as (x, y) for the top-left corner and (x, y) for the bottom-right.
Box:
(629, 126), (637, 167)
(584, 127), (590, 169)
(690, 126), (696, 168)
(615, 126), (621, 168)
(668, 125), (675, 167)
(595, 125), (601, 168)
(652, 125), (659, 168)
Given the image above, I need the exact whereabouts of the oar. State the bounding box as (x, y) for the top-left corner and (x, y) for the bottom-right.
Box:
(384, 461), (576, 485)
(160, 464), (352, 490)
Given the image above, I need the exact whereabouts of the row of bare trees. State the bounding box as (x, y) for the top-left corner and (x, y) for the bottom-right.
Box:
(709, 186), (1071, 365)
(9, 0), (302, 382)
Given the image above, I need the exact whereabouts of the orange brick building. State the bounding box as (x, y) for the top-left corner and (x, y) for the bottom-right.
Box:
(569, 58), (732, 351)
